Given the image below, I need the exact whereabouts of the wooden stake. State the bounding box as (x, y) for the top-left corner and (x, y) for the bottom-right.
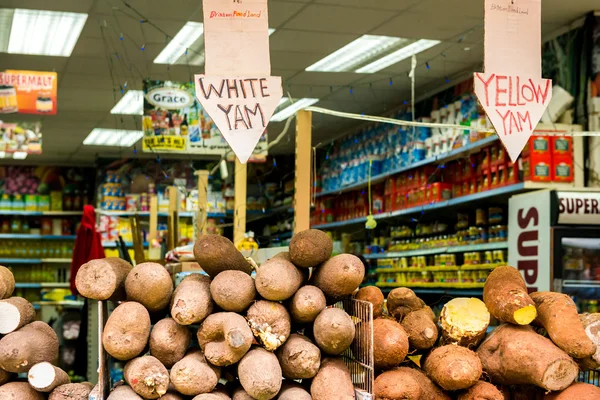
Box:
(294, 110), (312, 233)
(234, 159), (247, 246)
(196, 170), (209, 235)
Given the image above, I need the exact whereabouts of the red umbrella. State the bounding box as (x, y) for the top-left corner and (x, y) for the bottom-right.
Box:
(70, 205), (105, 295)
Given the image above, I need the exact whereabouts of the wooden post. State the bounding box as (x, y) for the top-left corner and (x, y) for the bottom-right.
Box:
(294, 110), (312, 233)
(234, 158), (247, 247)
(196, 170), (209, 235)
(167, 186), (179, 250)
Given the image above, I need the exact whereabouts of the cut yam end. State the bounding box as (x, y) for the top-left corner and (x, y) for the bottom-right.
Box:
(440, 298), (489, 346)
(542, 359), (580, 392)
(28, 362), (70, 392)
(0, 297), (35, 334)
(514, 305), (537, 325)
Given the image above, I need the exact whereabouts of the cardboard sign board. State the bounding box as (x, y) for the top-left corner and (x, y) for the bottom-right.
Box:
(0, 121), (42, 154)
(195, 0), (282, 164)
(0, 70), (57, 115)
(557, 192), (600, 225)
(474, 0), (552, 162)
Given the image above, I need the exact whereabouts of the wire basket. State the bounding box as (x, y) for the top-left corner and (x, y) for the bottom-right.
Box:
(577, 370), (600, 386)
(334, 298), (375, 397)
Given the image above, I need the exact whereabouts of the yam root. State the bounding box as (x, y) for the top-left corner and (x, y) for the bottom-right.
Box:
(0, 296), (35, 334)
(313, 308), (355, 355)
(246, 300), (291, 351)
(289, 229), (332, 268)
(477, 324), (578, 391)
(28, 361), (70, 392)
(49, 383), (94, 400)
(289, 285), (327, 324)
(355, 286), (384, 318)
(0, 321), (59, 372)
(276, 382), (312, 400)
(387, 287), (426, 321)
(197, 312), (253, 367)
(210, 270), (255, 312)
(124, 356), (169, 399)
(276, 333), (320, 379)
(374, 367), (450, 400)
(423, 345), (482, 391)
(0, 266), (15, 300)
(255, 257), (304, 301)
(74, 257), (132, 300)
(170, 274), (213, 326)
(311, 254), (364, 301)
(310, 357), (355, 400)
(457, 381), (503, 400)
(107, 385), (143, 399)
(578, 313), (600, 370)
(373, 318), (409, 370)
(170, 349), (220, 396)
(125, 262), (174, 312)
(193, 234), (252, 277)
(544, 382), (600, 399)
(102, 301), (151, 361)
(483, 266), (537, 325)
(531, 292), (595, 359)
(402, 306), (438, 350)
(0, 381), (45, 400)
(440, 298), (490, 348)
(238, 348), (282, 400)
(149, 317), (191, 368)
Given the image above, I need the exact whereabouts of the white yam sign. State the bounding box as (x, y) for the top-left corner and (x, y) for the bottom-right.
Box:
(195, 0), (282, 164)
(474, 0), (552, 162)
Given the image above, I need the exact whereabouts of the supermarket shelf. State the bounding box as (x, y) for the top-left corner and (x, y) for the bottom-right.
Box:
(41, 258), (72, 263)
(32, 300), (84, 309)
(364, 242), (508, 259)
(376, 263), (501, 274)
(0, 234), (76, 240)
(0, 258), (44, 264)
(316, 135), (499, 198)
(15, 282), (70, 288)
(446, 241), (508, 253)
(102, 241), (149, 248)
(0, 211), (83, 216)
(562, 280), (600, 289)
(99, 210), (226, 218)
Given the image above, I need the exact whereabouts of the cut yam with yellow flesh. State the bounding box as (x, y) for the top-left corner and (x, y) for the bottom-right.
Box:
(578, 313), (600, 370)
(440, 298), (490, 348)
(477, 324), (578, 391)
(483, 266), (536, 325)
(531, 292), (595, 359)
(28, 362), (70, 392)
(0, 297), (35, 334)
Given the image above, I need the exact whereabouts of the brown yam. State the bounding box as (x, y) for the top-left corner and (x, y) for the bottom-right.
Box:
(531, 292), (595, 359)
(49, 383), (94, 400)
(373, 318), (409, 370)
(440, 298), (490, 348)
(107, 385), (143, 399)
(125, 262), (174, 312)
(0, 381), (45, 400)
(289, 229), (332, 268)
(0, 266), (15, 300)
(423, 345), (482, 391)
(210, 271), (255, 312)
(159, 393), (185, 400)
(0, 297), (35, 334)
(0, 321), (59, 372)
(355, 286), (384, 318)
(313, 308), (355, 355)
(276, 382), (312, 400)
(102, 301), (151, 361)
(387, 287), (426, 321)
(193, 234), (252, 277)
(28, 361), (70, 392)
(0, 368), (11, 385)
(197, 312), (253, 366)
(457, 381), (504, 400)
(171, 274), (213, 325)
(124, 356), (169, 399)
(311, 254), (364, 300)
(374, 367), (450, 400)
(246, 301), (291, 351)
(74, 257), (132, 300)
(193, 385), (230, 400)
(233, 387), (254, 400)
(310, 357), (355, 400)
(578, 313), (600, 370)
(483, 266), (537, 325)
(544, 382), (600, 399)
(289, 285), (327, 324)
(238, 348), (282, 400)
(276, 334), (321, 379)
(402, 306), (438, 350)
(255, 257), (304, 301)
(477, 324), (578, 391)
(149, 318), (191, 368)
(170, 349), (220, 396)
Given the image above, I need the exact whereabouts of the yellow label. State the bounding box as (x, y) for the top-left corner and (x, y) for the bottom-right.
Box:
(143, 135), (186, 151)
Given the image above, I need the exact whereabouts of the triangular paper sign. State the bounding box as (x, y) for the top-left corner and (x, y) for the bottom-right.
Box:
(474, 73), (551, 162)
(195, 75), (282, 163)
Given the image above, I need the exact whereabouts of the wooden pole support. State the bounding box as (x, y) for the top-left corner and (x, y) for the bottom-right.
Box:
(149, 195), (158, 250)
(294, 110), (312, 234)
(196, 170), (210, 235)
(234, 159), (247, 246)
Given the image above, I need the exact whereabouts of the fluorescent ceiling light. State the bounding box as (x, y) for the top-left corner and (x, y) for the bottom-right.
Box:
(356, 39), (441, 73)
(83, 129), (143, 147)
(12, 151), (27, 160)
(268, 28), (276, 35)
(271, 98), (319, 122)
(154, 21), (204, 65)
(3, 9), (87, 57)
(111, 90), (143, 115)
(306, 35), (407, 73)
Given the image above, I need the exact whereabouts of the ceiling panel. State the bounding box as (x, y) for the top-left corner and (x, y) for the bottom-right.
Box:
(314, 0), (420, 11)
(284, 4), (394, 34)
(373, 12), (482, 41)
